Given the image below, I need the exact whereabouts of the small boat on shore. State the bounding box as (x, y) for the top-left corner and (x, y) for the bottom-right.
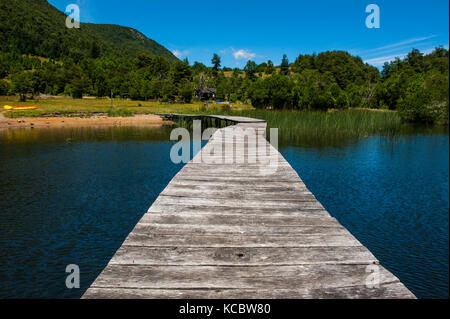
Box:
(3, 105), (38, 110)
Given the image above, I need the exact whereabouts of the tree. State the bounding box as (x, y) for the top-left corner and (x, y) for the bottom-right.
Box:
(0, 80), (10, 95)
(292, 70), (335, 110)
(141, 78), (157, 100)
(192, 62), (208, 74)
(93, 70), (108, 97)
(91, 41), (101, 59)
(244, 60), (258, 81)
(293, 54), (315, 73)
(232, 68), (241, 78)
(0, 54), (9, 79)
(399, 71), (449, 124)
(215, 74), (232, 100)
(148, 56), (170, 79)
(161, 79), (177, 102)
(377, 71), (408, 109)
(256, 62), (267, 73)
(335, 91), (349, 109)
(266, 74), (294, 109)
(405, 49), (424, 71)
(266, 60), (275, 74)
(135, 51), (154, 69)
(211, 53), (221, 76)
(70, 74), (90, 98)
(280, 54), (290, 75)
(171, 60), (192, 84)
(178, 79), (193, 103)
(248, 78), (269, 108)
(11, 72), (33, 101)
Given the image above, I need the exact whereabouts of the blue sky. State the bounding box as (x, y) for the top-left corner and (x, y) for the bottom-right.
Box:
(49, 0), (449, 68)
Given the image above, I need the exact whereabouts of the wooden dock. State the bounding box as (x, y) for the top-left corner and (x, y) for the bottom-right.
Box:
(83, 115), (415, 299)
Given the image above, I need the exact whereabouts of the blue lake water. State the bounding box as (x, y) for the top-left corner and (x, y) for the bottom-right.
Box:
(0, 126), (448, 299)
(0, 126), (189, 298)
(280, 134), (449, 299)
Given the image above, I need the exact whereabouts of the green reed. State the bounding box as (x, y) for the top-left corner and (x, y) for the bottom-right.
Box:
(188, 108), (404, 147)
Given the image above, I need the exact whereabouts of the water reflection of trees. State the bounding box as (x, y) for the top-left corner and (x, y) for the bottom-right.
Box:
(0, 125), (176, 145)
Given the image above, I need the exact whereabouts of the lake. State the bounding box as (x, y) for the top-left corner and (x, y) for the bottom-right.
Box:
(0, 125), (448, 298)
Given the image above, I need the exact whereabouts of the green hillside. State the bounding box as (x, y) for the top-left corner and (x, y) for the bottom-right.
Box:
(0, 0), (177, 62)
(84, 23), (176, 61)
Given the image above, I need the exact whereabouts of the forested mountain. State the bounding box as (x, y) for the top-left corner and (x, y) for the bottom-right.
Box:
(0, 0), (177, 62)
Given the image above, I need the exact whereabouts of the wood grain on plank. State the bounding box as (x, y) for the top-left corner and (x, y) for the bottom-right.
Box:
(83, 115), (415, 299)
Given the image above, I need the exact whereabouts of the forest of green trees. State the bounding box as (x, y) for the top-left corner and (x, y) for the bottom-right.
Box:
(1, 47), (448, 124)
(1, 0), (448, 125)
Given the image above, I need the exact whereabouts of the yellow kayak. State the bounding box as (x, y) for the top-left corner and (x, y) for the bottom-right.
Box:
(3, 105), (38, 110)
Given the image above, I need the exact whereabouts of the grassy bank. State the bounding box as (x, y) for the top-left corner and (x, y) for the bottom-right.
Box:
(2, 96), (444, 147)
(0, 97), (253, 118)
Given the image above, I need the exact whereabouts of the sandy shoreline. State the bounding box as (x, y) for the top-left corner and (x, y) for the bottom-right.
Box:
(0, 113), (170, 129)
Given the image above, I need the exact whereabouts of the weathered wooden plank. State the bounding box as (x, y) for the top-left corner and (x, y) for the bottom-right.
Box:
(160, 189), (315, 201)
(83, 282), (415, 299)
(108, 246), (378, 266)
(167, 179), (308, 188)
(186, 162), (293, 169)
(178, 169), (300, 177)
(122, 232), (362, 247)
(129, 223), (348, 237)
(147, 204), (331, 216)
(161, 187), (312, 198)
(172, 175), (304, 183)
(163, 182), (310, 192)
(83, 115), (415, 299)
(139, 212), (339, 226)
(88, 264), (399, 290)
(181, 165), (296, 173)
(151, 196), (326, 209)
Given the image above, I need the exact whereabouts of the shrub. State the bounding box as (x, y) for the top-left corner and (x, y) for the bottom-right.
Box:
(0, 80), (10, 95)
(178, 80), (193, 103)
(398, 72), (449, 124)
(335, 91), (349, 109)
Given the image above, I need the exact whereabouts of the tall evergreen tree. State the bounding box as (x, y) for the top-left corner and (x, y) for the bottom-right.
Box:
(244, 60), (258, 81)
(280, 54), (290, 75)
(266, 60), (275, 74)
(211, 53), (221, 76)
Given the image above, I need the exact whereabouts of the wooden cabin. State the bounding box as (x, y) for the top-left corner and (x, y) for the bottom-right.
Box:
(195, 87), (217, 101)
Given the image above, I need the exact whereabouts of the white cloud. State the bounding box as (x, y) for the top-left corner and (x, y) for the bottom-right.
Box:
(364, 54), (407, 66)
(356, 35), (444, 68)
(368, 35), (437, 53)
(232, 49), (257, 60)
(364, 45), (446, 67)
(172, 49), (190, 58)
(353, 35), (438, 59)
